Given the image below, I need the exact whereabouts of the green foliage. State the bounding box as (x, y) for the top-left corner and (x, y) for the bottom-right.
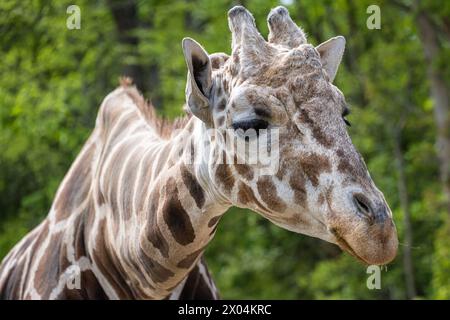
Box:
(0, 0), (448, 299)
(433, 220), (450, 299)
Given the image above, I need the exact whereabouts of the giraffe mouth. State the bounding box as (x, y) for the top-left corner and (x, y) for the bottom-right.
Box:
(330, 228), (370, 265)
(323, 189), (371, 265)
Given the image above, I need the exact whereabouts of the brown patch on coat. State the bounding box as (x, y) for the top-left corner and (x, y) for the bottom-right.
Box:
(0, 225), (45, 301)
(97, 190), (105, 206)
(2, 257), (26, 299)
(232, 52), (240, 64)
(244, 91), (272, 119)
(230, 64), (239, 78)
(53, 142), (95, 222)
(289, 168), (307, 206)
(124, 249), (157, 295)
(325, 186), (334, 210)
(92, 218), (135, 298)
(216, 98), (227, 111)
(300, 153), (331, 187)
(176, 247), (205, 269)
(211, 58), (221, 70)
(256, 176), (287, 212)
(336, 147), (370, 182)
(223, 79), (229, 93)
(210, 52), (229, 70)
(138, 251), (174, 283)
(62, 269), (108, 300)
(245, 90), (261, 106)
(72, 205), (92, 260)
(254, 106), (271, 118)
(237, 183), (252, 205)
(297, 109), (334, 148)
(180, 164), (205, 209)
(234, 155), (254, 180)
(145, 186), (170, 258)
(34, 230), (68, 297)
(338, 157), (353, 175)
(216, 116), (225, 127)
(162, 178), (196, 245)
(0, 223), (43, 298)
(215, 152), (235, 192)
(275, 161), (288, 181)
(178, 263), (218, 300)
(237, 182), (271, 212)
(208, 215), (222, 228)
(8, 221), (49, 296)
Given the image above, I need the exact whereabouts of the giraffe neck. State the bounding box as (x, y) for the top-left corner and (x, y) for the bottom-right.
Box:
(88, 91), (231, 299)
(0, 88), (229, 299)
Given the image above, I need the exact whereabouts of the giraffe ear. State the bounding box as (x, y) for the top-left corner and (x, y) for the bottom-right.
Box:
(182, 37), (213, 125)
(316, 36), (345, 82)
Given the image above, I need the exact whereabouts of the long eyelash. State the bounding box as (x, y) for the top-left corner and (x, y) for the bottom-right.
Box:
(344, 118), (351, 127)
(342, 104), (351, 126)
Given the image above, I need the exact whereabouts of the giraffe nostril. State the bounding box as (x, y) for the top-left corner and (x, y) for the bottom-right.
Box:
(352, 193), (373, 220)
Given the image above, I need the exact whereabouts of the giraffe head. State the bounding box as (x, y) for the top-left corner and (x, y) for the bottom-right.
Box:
(181, 6), (397, 265)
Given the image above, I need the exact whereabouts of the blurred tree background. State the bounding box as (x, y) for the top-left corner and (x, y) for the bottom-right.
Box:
(0, 0), (449, 299)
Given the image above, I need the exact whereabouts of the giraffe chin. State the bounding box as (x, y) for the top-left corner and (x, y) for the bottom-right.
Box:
(329, 219), (398, 266)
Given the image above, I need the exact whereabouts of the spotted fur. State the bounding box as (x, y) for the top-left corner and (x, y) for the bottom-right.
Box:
(0, 6), (397, 300)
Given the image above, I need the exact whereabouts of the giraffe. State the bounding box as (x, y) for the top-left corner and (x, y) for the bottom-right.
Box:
(0, 6), (398, 300)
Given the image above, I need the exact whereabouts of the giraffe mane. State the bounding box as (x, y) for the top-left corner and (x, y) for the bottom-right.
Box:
(118, 76), (192, 139)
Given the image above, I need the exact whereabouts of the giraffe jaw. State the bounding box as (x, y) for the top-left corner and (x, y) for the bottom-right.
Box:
(322, 188), (398, 265)
(330, 228), (372, 265)
(327, 219), (398, 266)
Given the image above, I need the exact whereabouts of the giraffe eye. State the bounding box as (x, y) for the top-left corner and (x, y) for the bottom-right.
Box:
(343, 118), (351, 127)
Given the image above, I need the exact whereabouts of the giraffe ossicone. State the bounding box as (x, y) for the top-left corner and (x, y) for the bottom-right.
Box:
(0, 5), (397, 300)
